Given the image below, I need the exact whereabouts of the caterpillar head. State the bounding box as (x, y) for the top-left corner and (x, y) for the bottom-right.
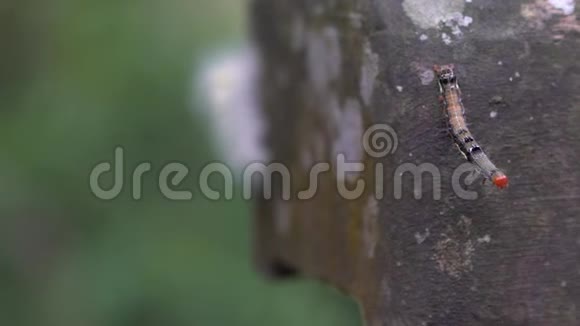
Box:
(434, 64), (457, 90)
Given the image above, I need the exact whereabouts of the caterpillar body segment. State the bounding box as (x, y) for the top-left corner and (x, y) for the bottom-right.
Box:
(434, 64), (509, 189)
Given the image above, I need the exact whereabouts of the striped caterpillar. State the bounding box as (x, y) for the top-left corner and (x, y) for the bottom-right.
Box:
(434, 64), (509, 189)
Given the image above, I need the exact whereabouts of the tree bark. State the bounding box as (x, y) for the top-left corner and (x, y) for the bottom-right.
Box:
(252, 0), (580, 325)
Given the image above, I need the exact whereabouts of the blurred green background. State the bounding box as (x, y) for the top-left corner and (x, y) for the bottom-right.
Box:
(0, 0), (361, 325)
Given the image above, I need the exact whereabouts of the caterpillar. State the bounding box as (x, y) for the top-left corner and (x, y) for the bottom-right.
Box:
(434, 64), (509, 189)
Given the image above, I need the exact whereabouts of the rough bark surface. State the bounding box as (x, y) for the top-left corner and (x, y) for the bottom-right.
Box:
(252, 0), (580, 325)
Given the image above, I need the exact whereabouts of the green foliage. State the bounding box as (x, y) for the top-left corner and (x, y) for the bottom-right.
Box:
(0, 1), (361, 325)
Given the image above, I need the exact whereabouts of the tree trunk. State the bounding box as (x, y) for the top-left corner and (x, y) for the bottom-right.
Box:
(252, 0), (580, 325)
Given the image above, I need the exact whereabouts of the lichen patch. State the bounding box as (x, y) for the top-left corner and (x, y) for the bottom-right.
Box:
(360, 41), (380, 107)
(402, 0), (466, 29)
(363, 195), (380, 259)
(522, 0), (580, 36)
(306, 26), (342, 94)
(333, 98), (364, 180)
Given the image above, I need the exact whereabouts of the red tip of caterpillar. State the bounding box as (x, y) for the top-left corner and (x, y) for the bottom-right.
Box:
(492, 174), (509, 189)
